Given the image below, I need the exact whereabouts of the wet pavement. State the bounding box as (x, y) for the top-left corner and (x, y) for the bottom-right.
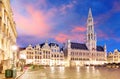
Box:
(18, 67), (120, 79)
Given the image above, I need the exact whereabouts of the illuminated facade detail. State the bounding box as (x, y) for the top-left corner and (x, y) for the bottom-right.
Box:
(63, 8), (107, 67)
(19, 42), (64, 66)
(0, 0), (17, 72)
(107, 49), (120, 63)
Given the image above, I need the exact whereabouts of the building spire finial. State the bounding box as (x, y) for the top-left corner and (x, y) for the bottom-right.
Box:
(88, 8), (92, 18)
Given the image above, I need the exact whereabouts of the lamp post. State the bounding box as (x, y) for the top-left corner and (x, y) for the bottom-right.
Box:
(11, 45), (17, 78)
(12, 45), (17, 68)
(5, 45), (17, 79)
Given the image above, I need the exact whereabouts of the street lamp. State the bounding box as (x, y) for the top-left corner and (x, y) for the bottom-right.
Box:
(11, 45), (18, 78)
(12, 45), (17, 69)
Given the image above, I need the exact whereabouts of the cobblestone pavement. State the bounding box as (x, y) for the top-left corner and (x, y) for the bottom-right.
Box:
(18, 70), (47, 79)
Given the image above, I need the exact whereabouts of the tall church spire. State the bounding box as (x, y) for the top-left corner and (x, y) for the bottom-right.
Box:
(88, 8), (92, 18)
(86, 8), (96, 51)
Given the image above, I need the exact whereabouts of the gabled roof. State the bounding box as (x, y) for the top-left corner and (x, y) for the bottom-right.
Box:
(49, 43), (59, 47)
(71, 42), (88, 50)
(40, 42), (59, 48)
(40, 43), (45, 47)
(96, 46), (104, 51)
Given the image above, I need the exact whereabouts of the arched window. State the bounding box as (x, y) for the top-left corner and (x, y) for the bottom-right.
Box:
(91, 34), (93, 39)
(90, 25), (92, 30)
(88, 34), (90, 40)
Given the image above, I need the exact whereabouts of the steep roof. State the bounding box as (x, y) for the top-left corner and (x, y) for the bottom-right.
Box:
(39, 42), (59, 48)
(19, 47), (26, 51)
(40, 43), (45, 47)
(97, 46), (104, 51)
(71, 42), (88, 50)
(71, 42), (104, 52)
(49, 43), (59, 47)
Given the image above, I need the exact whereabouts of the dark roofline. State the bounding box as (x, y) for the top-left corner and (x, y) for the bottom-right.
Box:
(97, 46), (104, 51)
(19, 47), (26, 51)
(49, 43), (59, 47)
(71, 42), (88, 50)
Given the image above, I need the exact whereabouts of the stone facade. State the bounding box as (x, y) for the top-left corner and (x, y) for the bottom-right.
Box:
(19, 42), (64, 66)
(63, 40), (107, 67)
(63, 8), (107, 67)
(0, 0), (17, 72)
(107, 49), (120, 63)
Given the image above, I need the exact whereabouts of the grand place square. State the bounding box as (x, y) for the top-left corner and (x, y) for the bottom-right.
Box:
(0, 0), (120, 79)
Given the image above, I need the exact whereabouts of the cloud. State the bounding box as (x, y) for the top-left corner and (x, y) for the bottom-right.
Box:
(114, 38), (120, 42)
(97, 29), (120, 43)
(54, 33), (69, 43)
(95, 1), (120, 25)
(97, 30), (109, 40)
(10, 0), (120, 52)
(71, 26), (86, 32)
(13, 3), (54, 38)
(55, 25), (86, 43)
(11, 0), (79, 46)
(12, 0), (78, 38)
(95, 12), (112, 26)
(55, 32), (85, 43)
(93, 1), (120, 44)
(59, 0), (77, 15)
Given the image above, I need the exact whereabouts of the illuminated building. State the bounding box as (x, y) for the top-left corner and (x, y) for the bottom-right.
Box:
(63, 8), (107, 67)
(107, 49), (120, 63)
(19, 8), (107, 67)
(19, 41), (64, 66)
(0, 0), (17, 72)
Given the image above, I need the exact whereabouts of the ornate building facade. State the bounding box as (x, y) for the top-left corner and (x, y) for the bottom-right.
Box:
(107, 49), (120, 63)
(63, 8), (107, 67)
(0, 0), (17, 72)
(19, 41), (64, 66)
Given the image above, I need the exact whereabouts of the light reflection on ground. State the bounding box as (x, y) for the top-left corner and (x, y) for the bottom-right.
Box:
(18, 67), (120, 79)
